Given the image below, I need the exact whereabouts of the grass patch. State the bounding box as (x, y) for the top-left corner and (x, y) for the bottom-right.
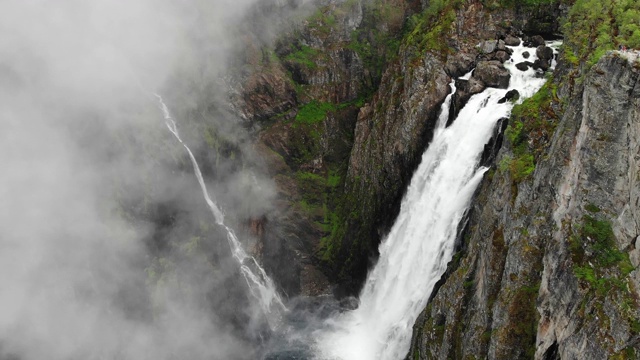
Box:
(502, 80), (560, 184)
(295, 101), (336, 125)
(403, 0), (464, 58)
(570, 215), (635, 296)
(284, 45), (320, 70)
(584, 203), (601, 213)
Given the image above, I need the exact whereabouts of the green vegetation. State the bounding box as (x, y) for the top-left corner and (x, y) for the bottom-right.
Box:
(307, 7), (337, 37)
(295, 101), (336, 124)
(284, 45), (320, 70)
(584, 203), (601, 213)
(564, 0), (640, 68)
(346, 0), (404, 89)
(404, 0), (464, 57)
(570, 215), (634, 295)
(502, 80), (559, 183)
(503, 284), (540, 358)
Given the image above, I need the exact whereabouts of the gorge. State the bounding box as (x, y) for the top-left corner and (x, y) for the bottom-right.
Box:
(1, 0), (640, 359)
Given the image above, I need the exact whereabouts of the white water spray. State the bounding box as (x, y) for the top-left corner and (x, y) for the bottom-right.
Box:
(316, 42), (558, 359)
(155, 94), (286, 326)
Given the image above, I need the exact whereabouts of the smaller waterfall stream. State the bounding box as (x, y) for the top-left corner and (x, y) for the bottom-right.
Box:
(315, 41), (559, 360)
(155, 95), (286, 327)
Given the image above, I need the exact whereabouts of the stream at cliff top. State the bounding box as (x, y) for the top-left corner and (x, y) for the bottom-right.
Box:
(158, 41), (559, 360)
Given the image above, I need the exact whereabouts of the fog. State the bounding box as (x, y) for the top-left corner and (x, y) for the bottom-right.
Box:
(0, 0), (309, 359)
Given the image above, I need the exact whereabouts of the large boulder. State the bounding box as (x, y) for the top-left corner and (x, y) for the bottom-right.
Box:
(495, 50), (510, 63)
(473, 60), (511, 89)
(497, 89), (520, 104)
(504, 35), (521, 46)
(449, 76), (486, 126)
(535, 45), (554, 70)
(445, 52), (476, 78)
(515, 61), (534, 71)
(524, 35), (545, 47)
(479, 40), (497, 54)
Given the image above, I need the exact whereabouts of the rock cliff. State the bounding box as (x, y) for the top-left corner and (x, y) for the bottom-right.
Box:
(229, 0), (570, 298)
(326, 0), (567, 296)
(408, 52), (640, 359)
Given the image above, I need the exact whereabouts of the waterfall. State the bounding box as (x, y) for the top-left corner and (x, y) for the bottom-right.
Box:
(155, 95), (286, 327)
(315, 42), (558, 360)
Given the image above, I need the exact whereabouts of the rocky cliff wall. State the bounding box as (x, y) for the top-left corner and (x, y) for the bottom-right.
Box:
(409, 53), (640, 360)
(327, 0), (566, 296)
(225, 0), (566, 297)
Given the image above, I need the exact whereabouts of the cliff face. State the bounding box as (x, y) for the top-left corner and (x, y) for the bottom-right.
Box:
(228, 0), (568, 298)
(226, 0), (415, 297)
(327, 0), (565, 295)
(409, 54), (640, 359)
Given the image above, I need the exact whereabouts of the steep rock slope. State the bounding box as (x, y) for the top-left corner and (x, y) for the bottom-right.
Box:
(409, 53), (640, 359)
(326, 0), (566, 295)
(228, 0), (414, 296)
(226, 0), (566, 297)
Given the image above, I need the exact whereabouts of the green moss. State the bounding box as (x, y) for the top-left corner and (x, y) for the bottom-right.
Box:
(571, 215), (635, 297)
(503, 80), (559, 184)
(403, 0), (464, 58)
(284, 45), (320, 70)
(295, 101), (336, 124)
(327, 171), (341, 188)
(585, 203), (601, 213)
(509, 154), (535, 183)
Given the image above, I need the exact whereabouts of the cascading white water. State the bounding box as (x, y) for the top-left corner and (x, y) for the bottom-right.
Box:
(155, 95), (286, 326)
(316, 42), (558, 360)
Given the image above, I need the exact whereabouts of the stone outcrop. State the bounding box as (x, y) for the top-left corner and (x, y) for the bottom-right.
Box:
(331, 45), (451, 293)
(504, 34), (521, 46)
(408, 53), (640, 359)
(535, 44), (555, 71)
(449, 76), (486, 126)
(474, 60), (511, 88)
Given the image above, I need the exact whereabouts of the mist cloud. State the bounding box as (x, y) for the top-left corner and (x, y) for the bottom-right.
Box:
(0, 0), (307, 358)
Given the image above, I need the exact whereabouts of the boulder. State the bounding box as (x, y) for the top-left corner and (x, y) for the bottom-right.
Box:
(479, 40), (497, 54)
(536, 45), (553, 60)
(449, 77), (486, 126)
(497, 89), (520, 103)
(496, 39), (507, 51)
(495, 50), (510, 63)
(504, 35), (521, 46)
(530, 35), (545, 47)
(522, 51), (530, 59)
(473, 60), (510, 89)
(533, 59), (549, 71)
(445, 52), (476, 78)
(515, 62), (533, 71)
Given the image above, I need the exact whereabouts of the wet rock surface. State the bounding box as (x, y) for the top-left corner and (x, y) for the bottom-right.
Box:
(497, 89), (519, 103)
(409, 53), (640, 360)
(474, 60), (511, 89)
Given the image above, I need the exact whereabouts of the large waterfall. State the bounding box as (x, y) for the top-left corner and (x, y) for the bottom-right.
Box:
(314, 42), (558, 360)
(156, 95), (286, 327)
(154, 41), (558, 360)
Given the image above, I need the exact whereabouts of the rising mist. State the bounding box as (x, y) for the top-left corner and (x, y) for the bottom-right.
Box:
(0, 0), (311, 359)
